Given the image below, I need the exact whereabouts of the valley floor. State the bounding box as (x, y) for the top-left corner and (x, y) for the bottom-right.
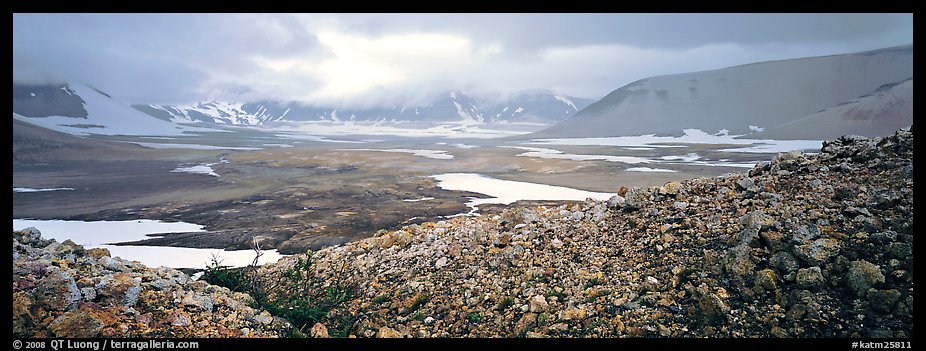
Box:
(14, 124), (781, 258)
(13, 128), (913, 338)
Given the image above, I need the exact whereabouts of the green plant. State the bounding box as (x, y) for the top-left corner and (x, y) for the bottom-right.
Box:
(466, 312), (483, 323)
(264, 256), (355, 335)
(203, 255), (250, 293)
(372, 294), (390, 304)
(202, 242), (356, 338)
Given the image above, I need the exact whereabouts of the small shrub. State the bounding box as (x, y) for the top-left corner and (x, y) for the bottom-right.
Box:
(372, 294), (390, 304)
(202, 243), (355, 337)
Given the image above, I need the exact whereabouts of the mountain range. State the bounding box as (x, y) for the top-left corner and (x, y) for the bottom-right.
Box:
(12, 45), (912, 141)
(132, 90), (594, 126)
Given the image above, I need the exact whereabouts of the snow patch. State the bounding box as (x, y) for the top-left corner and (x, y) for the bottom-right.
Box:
(13, 187), (75, 193)
(553, 95), (578, 110)
(269, 121), (529, 139)
(527, 128), (822, 153)
(12, 219), (205, 246)
(340, 148), (454, 160)
(133, 142), (261, 150)
(431, 173), (614, 211)
(508, 146), (653, 164)
(660, 153), (700, 162)
(626, 167), (677, 173)
(12, 218), (283, 269)
(718, 141), (822, 154)
(171, 163), (220, 177)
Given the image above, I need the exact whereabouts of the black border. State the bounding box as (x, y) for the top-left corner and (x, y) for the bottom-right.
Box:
(11, 337), (916, 351)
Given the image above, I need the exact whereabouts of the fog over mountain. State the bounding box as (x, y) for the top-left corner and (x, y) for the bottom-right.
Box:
(13, 14), (912, 108)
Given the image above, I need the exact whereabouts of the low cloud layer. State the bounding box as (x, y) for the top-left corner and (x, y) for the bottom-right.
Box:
(13, 13), (912, 106)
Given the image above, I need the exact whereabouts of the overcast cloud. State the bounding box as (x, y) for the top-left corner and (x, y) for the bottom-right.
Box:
(12, 13), (912, 107)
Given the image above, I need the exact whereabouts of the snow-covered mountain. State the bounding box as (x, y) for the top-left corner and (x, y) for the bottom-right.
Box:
(12, 82), (218, 137)
(13, 83), (88, 119)
(530, 44), (913, 140)
(134, 90), (592, 126)
(484, 90), (595, 123)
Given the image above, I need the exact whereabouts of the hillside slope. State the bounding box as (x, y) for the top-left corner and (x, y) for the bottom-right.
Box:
(755, 78), (913, 140)
(260, 128), (913, 338)
(531, 45), (912, 139)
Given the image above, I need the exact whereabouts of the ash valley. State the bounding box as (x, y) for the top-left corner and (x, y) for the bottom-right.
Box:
(12, 13), (913, 339)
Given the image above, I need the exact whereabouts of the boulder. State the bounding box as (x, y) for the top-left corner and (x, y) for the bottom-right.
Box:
(35, 267), (82, 311)
(48, 308), (103, 337)
(658, 182), (682, 196)
(793, 238), (841, 266)
(795, 267), (825, 289)
(846, 260), (885, 297)
(529, 295), (549, 313)
(376, 326), (401, 338)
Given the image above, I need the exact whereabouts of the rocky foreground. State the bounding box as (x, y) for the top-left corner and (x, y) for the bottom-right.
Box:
(13, 128), (913, 338)
(12, 230), (291, 337)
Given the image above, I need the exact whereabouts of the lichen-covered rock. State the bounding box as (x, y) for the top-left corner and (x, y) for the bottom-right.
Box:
(12, 229), (289, 338)
(696, 284), (730, 324)
(739, 210), (775, 230)
(867, 289), (902, 314)
(95, 273), (141, 307)
(529, 295), (549, 313)
(622, 187), (650, 211)
(310, 323), (330, 338)
(376, 326), (401, 338)
(723, 244), (756, 280)
(658, 182), (682, 196)
(754, 269), (778, 290)
(846, 260), (885, 297)
(770, 251), (800, 274)
(795, 267), (825, 289)
(35, 267), (82, 311)
(86, 247), (111, 258)
(607, 195), (625, 209)
(48, 308), (103, 338)
(793, 238), (841, 266)
(771, 151), (809, 171)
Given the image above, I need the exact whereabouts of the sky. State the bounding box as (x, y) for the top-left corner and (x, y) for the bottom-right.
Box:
(12, 13), (913, 107)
